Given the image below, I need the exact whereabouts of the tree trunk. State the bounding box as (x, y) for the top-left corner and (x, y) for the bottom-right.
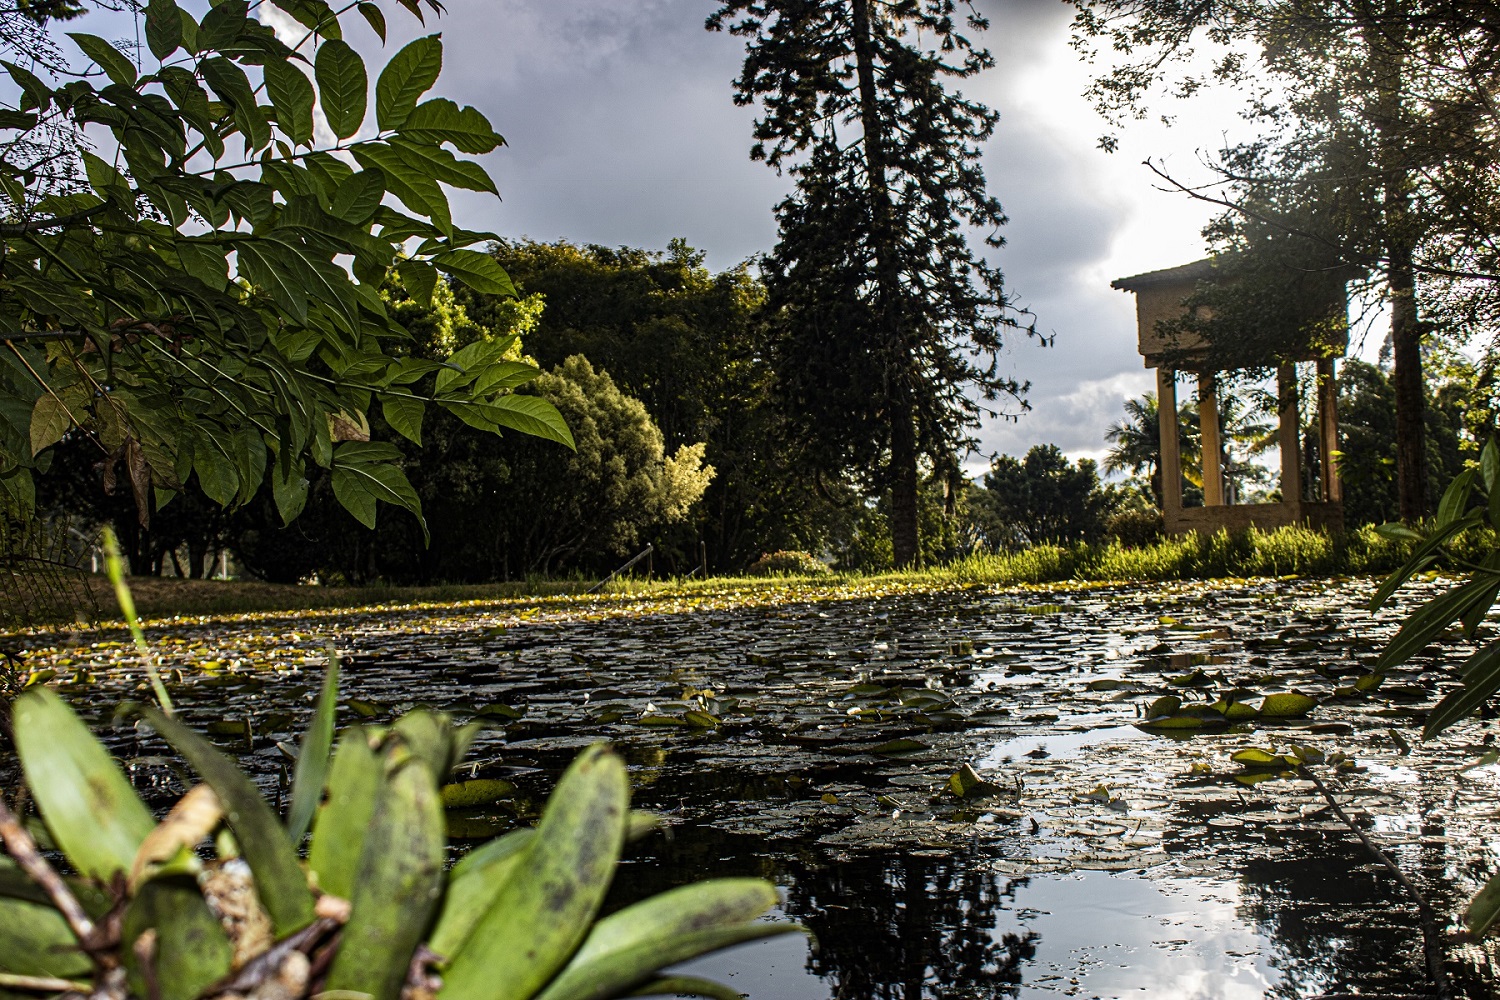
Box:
(1390, 245), (1426, 522)
(1368, 11), (1426, 522)
(850, 0), (919, 566)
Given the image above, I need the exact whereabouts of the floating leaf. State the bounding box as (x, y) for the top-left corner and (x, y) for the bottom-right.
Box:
(1258, 693), (1318, 718)
(870, 738), (928, 755)
(440, 778), (515, 809)
(1231, 748), (1289, 769)
(947, 763), (1007, 799)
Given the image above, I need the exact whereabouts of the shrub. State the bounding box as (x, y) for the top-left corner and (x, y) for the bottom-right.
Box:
(748, 550), (830, 576)
(1104, 508), (1164, 548)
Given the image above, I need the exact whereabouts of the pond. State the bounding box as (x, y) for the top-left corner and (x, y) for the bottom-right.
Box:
(12, 576), (1500, 998)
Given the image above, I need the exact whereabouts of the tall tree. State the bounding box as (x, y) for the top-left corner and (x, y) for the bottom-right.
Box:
(709, 0), (1035, 566)
(1069, 1), (1500, 522)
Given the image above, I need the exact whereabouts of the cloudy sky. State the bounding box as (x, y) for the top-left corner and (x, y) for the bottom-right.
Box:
(286, 1), (1298, 470)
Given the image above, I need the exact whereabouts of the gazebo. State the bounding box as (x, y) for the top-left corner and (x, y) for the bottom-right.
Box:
(1111, 259), (1348, 536)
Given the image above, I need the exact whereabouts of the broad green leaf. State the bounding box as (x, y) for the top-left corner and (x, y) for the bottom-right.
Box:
(358, 2), (387, 41)
(569, 879), (779, 970)
(439, 744), (628, 1000)
(1484, 438), (1500, 495)
(0, 898), (92, 979)
(429, 828), (535, 960)
(350, 142), (451, 234)
(308, 728), (382, 901)
(316, 39), (368, 140)
(396, 259), (438, 307)
(431, 250), (514, 295)
(376, 35), (442, 130)
(473, 361), (540, 396)
(286, 656), (340, 844)
(29, 394), (71, 456)
(272, 459), (310, 526)
(12, 688), (155, 883)
(1369, 512), (1484, 610)
(1424, 640), (1500, 739)
(269, 0), (341, 40)
(401, 98), (504, 154)
(1376, 572), (1500, 671)
(533, 925), (798, 1000)
(197, 0), (248, 51)
(194, 436), (241, 507)
(68, 33), (136, 87)
(3, 60), (52, 112)
(122, 876), (233, 1000)
(617, 978), (747, 1000)
(331, 168), (386, 224)
(326, 760), (445, 1000)
(1438, 468), (1477, 528)
(1257, 693), (1317, 718)
(393, 139), (497, 194)
(382, 394), (424, 445)
(536, 881), (795, 1000)
(138, 707), (316, 935)
(331, 465), (378, 528)
(392, 710), (455, 781)
(144, 0), (183, 60)
(265, 59), (315, 147)
(484, 395), (576, 450)
(1467, 869), (1500, 937)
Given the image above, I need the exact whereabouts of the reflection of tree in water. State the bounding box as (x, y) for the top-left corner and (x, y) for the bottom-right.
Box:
(1229, 826), (1493, 998)
(784, 853), (1037, 1000)
(608, 829), (1037, 998)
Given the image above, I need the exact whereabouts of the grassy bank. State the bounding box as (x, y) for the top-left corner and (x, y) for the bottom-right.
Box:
(2, 522), (1470, 627)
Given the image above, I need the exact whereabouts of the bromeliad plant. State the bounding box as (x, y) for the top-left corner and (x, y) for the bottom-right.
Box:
(0, 660), (798, 1000)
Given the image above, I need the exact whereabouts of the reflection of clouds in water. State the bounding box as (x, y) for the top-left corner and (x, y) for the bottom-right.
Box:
(1008, 873), (1280, 999)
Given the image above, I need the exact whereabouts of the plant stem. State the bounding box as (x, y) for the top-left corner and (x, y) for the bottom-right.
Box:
(1298, 764), (1451, 1000)
(101, 527), (173, 716)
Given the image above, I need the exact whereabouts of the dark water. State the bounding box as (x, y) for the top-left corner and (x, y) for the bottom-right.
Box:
(12, 578), (1500, 998)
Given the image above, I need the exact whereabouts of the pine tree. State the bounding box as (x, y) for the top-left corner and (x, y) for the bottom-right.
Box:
(709, 0), (1034, 566)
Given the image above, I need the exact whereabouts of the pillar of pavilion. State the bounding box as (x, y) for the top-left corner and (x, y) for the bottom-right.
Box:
(1111, 259), (1348, 536)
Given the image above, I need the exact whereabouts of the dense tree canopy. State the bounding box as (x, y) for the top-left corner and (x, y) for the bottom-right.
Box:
(710, 0), (1035, 567)
(2, 0), (570, 547)
(1069, 1), (1500, 521)
(973, 445), (1116, 549)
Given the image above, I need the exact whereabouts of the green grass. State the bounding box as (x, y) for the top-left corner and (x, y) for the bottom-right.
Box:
(5, 522), (1477, 630)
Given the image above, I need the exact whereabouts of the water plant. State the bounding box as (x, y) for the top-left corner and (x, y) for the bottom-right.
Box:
(0, 658), (799, 1000)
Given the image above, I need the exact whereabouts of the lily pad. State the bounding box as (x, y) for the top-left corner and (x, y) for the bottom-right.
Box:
(440, 778), (516, 809)
(947, 763), (1008, 799)
(1258, 693), (1318, 718)
(870, 738), (929, 755)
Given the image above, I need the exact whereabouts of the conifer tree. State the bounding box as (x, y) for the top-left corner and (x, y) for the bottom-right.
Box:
(709, 0), (1034, 566)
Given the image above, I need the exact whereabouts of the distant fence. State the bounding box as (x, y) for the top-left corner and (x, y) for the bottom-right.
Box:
(0, 517), (99, 629)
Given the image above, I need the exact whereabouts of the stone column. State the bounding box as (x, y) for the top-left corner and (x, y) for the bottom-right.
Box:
(1157, 367), (1183, 523)
(1278, 364), (1303, 507)
(1317, 357), (1341, 502)
(1198, 372), (1224, 506)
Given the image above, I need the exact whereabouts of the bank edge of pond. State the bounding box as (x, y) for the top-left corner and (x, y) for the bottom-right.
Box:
(8, 519), (1491, 634)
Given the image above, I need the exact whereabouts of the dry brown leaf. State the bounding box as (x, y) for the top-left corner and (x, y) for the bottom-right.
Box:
(130, 784), (224, 889)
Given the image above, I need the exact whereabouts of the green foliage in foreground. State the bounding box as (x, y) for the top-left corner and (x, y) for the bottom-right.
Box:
(1363, 441), (1500, 939)
(0, 668), (797, 1000)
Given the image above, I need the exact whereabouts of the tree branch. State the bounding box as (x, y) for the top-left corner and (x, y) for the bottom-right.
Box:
(0, 203), (107, 237)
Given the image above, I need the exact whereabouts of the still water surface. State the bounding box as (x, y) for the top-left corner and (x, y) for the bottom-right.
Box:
(15, 577), (1500, 998)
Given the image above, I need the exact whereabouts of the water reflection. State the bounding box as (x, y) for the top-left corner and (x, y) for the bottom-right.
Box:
(615, 816), (1498, 999)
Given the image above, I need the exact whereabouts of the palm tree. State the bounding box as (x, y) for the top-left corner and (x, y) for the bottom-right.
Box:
(1104, 392), (1201, 507)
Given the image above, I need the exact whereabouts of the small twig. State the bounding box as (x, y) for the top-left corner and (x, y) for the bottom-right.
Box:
(0, 974), (93, 993)
(0, 793), (97, 946)
(1298, 765), (1452, 1000)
